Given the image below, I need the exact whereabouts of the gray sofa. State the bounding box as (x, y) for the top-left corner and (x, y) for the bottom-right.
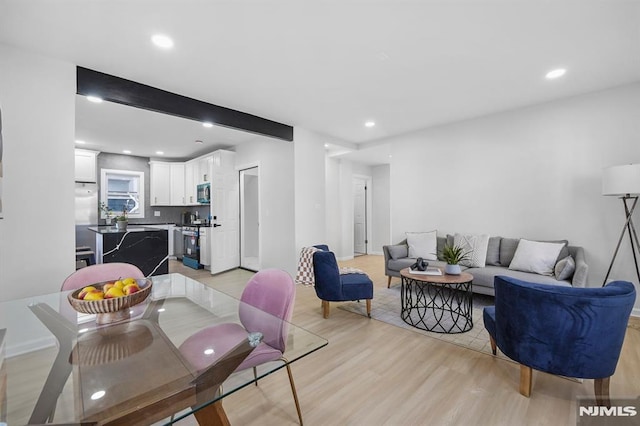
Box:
(383, 236), (588, 296)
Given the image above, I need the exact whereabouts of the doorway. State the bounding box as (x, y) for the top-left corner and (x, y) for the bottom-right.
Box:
(240, 167), (260, 271)
(353, 176), (370, 256)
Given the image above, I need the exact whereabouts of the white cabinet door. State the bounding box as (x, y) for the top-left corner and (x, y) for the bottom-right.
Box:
(75, 149), (98, 182)
(198, 155), (213, 183)
(184, 160), (197, 205)
(150, 162), (171, 206)
(170, 163), (185, 206)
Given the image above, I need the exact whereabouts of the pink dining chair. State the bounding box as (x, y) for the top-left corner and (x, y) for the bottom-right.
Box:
(178, 269), (302, 424)
(61, 262), (145, 291)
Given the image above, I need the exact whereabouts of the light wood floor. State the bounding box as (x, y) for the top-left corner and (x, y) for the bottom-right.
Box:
(171, 256), (640, 426)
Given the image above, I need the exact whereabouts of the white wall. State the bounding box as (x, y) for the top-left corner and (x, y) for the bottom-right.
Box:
(293, 128), (327, 255)
(235, 137), (296, 274)
(371, 164), (391, 254)
(0, 44), (76, 301)
(384, 83), (640, 307)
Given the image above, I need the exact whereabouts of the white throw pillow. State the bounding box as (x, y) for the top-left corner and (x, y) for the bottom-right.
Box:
(508, 239), (565, 276)
(453, 233), (490, 267)
(406, 231), (438, 260)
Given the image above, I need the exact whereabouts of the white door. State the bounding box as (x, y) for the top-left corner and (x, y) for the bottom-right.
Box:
(354, 178), (367, 254)
(240, 167), (260, 271)
(211, 151), (239, 274)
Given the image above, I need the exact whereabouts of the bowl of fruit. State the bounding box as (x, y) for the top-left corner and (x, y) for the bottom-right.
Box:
(68, 277), (152, 325)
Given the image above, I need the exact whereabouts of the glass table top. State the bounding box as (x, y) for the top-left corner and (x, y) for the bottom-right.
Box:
(0, 273), (327, 425)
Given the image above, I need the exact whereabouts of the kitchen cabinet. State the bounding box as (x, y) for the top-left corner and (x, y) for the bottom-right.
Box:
(184, 160), (197, 205)
(198, 155), (213, 183)
(150, 161), (171, 205)
(151, 161), (187, 206)
(170, 163), (185, 205)
(75, 149), (99, 183)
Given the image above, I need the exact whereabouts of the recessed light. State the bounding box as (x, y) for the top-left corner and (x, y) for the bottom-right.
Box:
(195, 140), (204, 145)
(545, 68), (566, 79)
(86, 95), (103, 103)
(324, 144), (329, 148)
(75, 140), (86, 145)
(123, 150), (132, 154)
(90, 390), (106, 400)
(156, 151), (164, 155)
(202, 122), (213, 128)
(365, 121), (376, 128)
(151, 34), (174, 49)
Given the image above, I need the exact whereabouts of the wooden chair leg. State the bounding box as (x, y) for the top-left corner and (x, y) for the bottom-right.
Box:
(366, 299), (371, 318)
(594, 377), (611, 407)
(387, 276), (392, 288)
(322, 300), (330, 318)
(282, 358), (304, 425)
(489, 335), (496, 355)
(519, 365), (532, 397)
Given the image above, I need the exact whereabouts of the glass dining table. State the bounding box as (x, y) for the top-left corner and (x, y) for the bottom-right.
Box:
(0, 273), (327, 425)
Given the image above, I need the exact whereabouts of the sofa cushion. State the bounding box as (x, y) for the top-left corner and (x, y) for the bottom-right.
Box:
(554, 255), (576, 281)
(388, 258), (418, 272)
(436, 236), (447, 260)
(508, 239), (565, 276)
(406, 231), (437, 260)
(467, 266), (573, 289)
(388, 245), (408, 260)
(454, 233), (490, 268)
(486, 236), (502, 266)
(499, 238), (520, 266)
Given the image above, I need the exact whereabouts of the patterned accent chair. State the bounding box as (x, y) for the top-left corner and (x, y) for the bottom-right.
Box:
(483, 275), (636, 405)
(312, 244), (374, 319)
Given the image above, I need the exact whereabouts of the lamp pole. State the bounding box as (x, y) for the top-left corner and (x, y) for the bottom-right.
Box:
(603, 194), (640, 286)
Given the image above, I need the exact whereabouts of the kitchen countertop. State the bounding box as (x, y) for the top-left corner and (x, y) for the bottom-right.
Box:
(88, 226), (171, 234)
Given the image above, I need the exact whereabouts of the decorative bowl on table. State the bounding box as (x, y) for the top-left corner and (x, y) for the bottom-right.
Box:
(68, 278), (152, 325)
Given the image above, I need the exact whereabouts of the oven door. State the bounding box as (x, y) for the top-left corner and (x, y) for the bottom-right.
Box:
(183, 229), (199, 259)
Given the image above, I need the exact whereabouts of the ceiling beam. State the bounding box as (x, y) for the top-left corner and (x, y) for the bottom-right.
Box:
(76, 67), (294, 142)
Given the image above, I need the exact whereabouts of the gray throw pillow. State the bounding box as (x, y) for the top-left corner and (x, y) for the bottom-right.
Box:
(486, 236), (501, 266)
(554, 255), (576, 281)
(500, 238), (520, 266)
(388, 245), (408, 260)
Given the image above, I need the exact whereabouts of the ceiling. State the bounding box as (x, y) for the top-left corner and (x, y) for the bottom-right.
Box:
(2, 1), (639, 164)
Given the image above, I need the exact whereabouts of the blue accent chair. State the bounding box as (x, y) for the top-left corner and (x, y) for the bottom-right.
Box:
(483, 275), (636, 405)
(312, 245), (374, 318)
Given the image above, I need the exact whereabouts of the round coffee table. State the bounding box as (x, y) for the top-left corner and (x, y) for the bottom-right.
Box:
(400, 267), (474, 333)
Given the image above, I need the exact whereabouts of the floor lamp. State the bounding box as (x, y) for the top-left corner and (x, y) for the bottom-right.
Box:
(602, 163), (640, 286)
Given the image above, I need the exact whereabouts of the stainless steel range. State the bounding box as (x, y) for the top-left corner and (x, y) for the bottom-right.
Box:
(182, 224), (211, 269)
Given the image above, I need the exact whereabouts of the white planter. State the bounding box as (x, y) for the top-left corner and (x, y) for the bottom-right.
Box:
(116, 220), (128, 231)
(445, 264), (461, 275)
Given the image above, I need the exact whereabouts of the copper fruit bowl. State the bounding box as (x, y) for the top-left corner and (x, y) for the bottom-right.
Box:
(68, 278), (152, 324)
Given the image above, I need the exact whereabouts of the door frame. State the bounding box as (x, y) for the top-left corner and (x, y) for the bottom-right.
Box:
(353, 174), (373, 256)
(237, 162), (261, 271)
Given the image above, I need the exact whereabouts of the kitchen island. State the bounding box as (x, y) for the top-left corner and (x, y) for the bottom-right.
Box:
(88, 226), (168, 276)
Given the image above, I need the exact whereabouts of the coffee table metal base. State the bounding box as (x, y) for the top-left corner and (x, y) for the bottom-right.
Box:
(401, 276), (473, 333)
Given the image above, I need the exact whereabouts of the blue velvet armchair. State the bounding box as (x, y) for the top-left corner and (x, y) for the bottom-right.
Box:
(312, 245), (373, 318)
(483, 275), (636, 405)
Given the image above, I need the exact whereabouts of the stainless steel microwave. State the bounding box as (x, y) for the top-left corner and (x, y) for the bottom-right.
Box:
(197, 183), (211, 204)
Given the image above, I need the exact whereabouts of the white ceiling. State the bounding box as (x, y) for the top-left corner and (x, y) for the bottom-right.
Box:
(2, 0), (639, 164)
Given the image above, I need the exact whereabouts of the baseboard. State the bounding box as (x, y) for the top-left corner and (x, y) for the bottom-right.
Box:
(369, 250), (383, 256)
(337, 255), (354, 261)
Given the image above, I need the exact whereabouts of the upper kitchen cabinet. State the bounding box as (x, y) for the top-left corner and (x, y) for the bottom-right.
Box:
(184, 159), (197, 205)
(170, 163), (186, 205)
(150, 161), (186, 206)
(198, 155), (213, 183)
(149, 161), (171, 205)
(74, 149), (99, 183)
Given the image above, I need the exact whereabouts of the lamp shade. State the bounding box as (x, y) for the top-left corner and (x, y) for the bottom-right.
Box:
(602, 164), (640, 196)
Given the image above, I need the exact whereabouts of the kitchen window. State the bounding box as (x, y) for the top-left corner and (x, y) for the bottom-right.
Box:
(100, 169), (145, 218)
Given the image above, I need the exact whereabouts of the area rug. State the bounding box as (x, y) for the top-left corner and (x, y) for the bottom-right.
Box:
(338, 285), (500, 357)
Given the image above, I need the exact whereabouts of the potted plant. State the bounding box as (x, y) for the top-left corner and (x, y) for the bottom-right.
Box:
(99, 202), (113, 225)
(440, 244), (471, 275)
(115, 207), (128, 231)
